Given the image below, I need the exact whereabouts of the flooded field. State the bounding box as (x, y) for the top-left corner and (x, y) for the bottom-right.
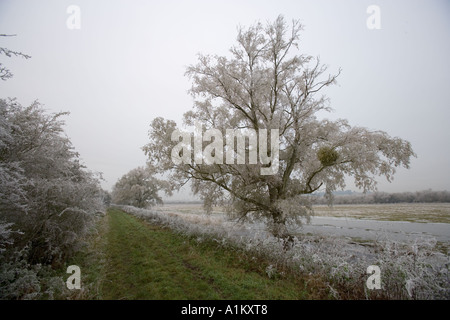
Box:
(312, 203), (450, 224)
(302, 216), (450, 244)
(306, 203), (450, 244)
(157, 202), (450, 246)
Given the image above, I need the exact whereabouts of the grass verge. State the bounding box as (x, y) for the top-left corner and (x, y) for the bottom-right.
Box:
(71, 208), (327, 299)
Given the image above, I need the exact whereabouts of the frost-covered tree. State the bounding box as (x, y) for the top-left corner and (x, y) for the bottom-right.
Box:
(111, 167), (166, 208)
(143, 16), (416, 238)
(0, 98), (104, 265)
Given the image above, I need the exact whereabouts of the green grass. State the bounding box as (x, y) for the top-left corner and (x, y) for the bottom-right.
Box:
(62, 212), (110, 299)
(74, 208), (324, 300)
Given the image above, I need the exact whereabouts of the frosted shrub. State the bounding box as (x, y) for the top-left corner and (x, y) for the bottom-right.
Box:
(1, 99), (105, 299)
(0, 99), (105, 265)
(372, 238), (449, 299)
(0, 221), (15, 253)
(0, 246), (67, 300)
(0, 264), (41, 300)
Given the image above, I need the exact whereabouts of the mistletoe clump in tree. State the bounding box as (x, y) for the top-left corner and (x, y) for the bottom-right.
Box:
(143, 16), (415, 239)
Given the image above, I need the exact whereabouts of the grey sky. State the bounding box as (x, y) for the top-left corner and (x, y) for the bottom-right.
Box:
(1, 0), (449, 198)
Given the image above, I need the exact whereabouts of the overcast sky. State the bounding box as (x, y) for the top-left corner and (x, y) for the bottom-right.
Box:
(1, 0), (449, 199)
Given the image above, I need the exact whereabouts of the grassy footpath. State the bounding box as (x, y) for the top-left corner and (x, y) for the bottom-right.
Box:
(71, 208), (325, 299)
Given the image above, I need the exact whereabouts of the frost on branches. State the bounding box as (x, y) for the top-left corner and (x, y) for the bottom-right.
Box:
(143, 16), (416, 239)
(0, 98), (104, 267)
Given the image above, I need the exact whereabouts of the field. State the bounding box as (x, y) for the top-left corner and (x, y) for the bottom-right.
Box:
(157, 202), (450, 224)
(312, 203), (450, 224)
(156, 202), (450, 253)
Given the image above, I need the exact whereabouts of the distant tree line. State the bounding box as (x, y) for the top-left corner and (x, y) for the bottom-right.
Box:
(311, 189), (450, 205)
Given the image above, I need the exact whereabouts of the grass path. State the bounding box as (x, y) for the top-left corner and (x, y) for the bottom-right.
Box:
(88, 208), (319, 300)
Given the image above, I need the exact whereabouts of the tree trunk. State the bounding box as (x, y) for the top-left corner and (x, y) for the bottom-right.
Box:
(270, 208), (288, 237)
(268, 185), (294, 248)
(269, 208), (295, 250)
